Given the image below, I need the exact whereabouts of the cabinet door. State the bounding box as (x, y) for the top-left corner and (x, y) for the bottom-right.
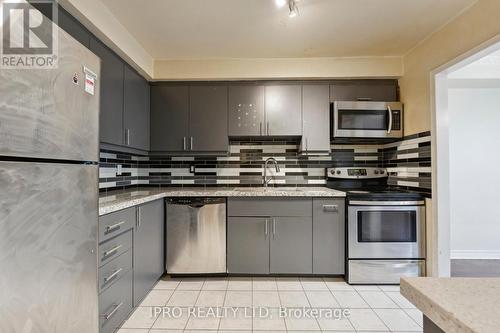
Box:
(301, 85), (330, 152)
(330, 81), (397, 102)
(270, 217), (312, 274)
(58, 7), (90, 47)
(123, 66), (149, 151)
(134, 200), (164, 306)
(227, 217), (269, 274)
(313, 199), (345, 274)
(228, 85), (265, 136)
(189, 85), (228, 151)
(150, 86), (189, 151)
(89, 37), (124, 146)
(265, 85), (302, 136)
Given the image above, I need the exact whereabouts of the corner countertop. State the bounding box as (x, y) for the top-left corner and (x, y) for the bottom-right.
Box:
(401, 277), (500, 333)
(99, 187), (346, 216)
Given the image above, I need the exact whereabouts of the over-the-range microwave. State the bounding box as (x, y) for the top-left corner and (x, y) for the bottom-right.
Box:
(332, 101), (403, 140)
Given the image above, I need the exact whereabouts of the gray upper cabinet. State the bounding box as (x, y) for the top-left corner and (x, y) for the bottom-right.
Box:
(265, 85), (302, 136)
(150, 85), (189, 152)
(228, 85), (265, 136)
(227, 217), (270, 274)
(270, 217), (313, 274)
(301, 84), (330, 153)
(133, 199), (164, 306)
(189, 85), (228, 151)
(312, 199), (345, 275)
(89, 37), (124, 146)
(124, 66), (150, 151)
(330, 80), (398, 102)
(58, 7), (90, 48)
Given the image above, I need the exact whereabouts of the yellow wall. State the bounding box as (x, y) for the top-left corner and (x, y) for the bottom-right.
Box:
(153, 57), (403, 81)
(400, 0), (500, 135)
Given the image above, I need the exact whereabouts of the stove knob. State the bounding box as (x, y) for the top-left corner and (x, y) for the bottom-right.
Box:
(336, 170), (341, 175)
(374, 170), (379, 174)
(380, 170), (385, 174)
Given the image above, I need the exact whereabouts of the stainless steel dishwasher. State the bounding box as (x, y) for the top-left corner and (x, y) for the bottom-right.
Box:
(166, 197), (226, 274)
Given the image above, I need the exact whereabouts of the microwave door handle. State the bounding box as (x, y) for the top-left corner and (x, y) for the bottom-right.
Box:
(387, 105), (393, 134)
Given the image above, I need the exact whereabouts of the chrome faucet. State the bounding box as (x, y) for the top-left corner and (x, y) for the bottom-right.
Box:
(263, 157), (280, 187)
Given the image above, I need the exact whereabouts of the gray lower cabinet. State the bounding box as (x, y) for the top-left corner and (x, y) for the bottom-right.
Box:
(89, 37), (124, 146)
(270, 217), (313, 274)
(133, 199), (165, 306)
(301, 84), (330, 153)
(227, 217), (270, 274)
(99, 269), (133, 333)
(227, 197), (345, 275)
(228, 85), (265, 136)
(189, 85), (228, 151)
(313, 199), (345, 274)
(124, 66), (150, 151)
(150, 85), (189, 152)
(98, 199), (165, 332)
(265, 85), (302, 136)
(330, 80), (398, 102)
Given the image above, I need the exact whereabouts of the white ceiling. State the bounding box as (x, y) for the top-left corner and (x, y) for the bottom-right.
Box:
(101, 0), (476, 60)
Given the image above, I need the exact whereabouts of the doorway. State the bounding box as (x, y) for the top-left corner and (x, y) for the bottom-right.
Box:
(433, 39), (500, 277)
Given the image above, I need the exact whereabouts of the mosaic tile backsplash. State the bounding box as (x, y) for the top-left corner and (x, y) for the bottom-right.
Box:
(99, 132), (431, 195)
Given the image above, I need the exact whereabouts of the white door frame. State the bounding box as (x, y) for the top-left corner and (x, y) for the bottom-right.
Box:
(430, 34), (500, 276)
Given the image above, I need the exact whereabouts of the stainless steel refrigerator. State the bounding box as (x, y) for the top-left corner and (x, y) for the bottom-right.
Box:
(0, 14), (101, 333)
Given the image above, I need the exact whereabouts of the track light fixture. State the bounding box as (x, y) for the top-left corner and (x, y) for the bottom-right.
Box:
(288, 0), (299, 18)
(275, 0), (300, 18)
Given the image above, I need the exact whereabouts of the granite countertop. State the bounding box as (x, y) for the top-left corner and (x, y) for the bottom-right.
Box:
(99, 187), (346, 216)
(401, 277), (500, 333)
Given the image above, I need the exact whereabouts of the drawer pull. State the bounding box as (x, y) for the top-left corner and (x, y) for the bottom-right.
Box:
(103, 244), (122, 259)
(323, 205), (338, 212)
(103, 268), (123, 284)
(105, 221), (125, 234)
(103, 302), (123, 321)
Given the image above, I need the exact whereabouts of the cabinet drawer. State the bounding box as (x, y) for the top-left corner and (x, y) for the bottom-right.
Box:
(99, 249), (132, 293)
(99, 269), (133, 333)
(99, 230), (133, 267)
(99, 207), (135, 243)
(228, 198), (312, 217)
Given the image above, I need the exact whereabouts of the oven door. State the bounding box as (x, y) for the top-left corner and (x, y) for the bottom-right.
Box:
(333, 101), (403, 139)
(348, 202), (425, 259)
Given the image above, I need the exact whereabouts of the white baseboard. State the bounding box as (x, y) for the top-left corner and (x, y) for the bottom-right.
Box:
(451, 250), (500, 259)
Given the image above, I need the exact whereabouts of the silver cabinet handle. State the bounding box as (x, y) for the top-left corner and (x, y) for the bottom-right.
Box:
(126, 128), (130, 145)
(265, 218), (268, 236)
(267, 122), (270, 136)
(190, 136), (194, 150)
(306, 137), (308, 152)
(183, 137), (187, 151)
(103, 268), (123, 284)
(105, 221), (125, 234)
(323, 205), (338, 212)
(259, 122), (262, 136)
(272, 218), (276, 238)
(103, 302), (123, 321)
(103, 244), (122, 258)
(137, 207), (142, 228)
(387, 105), (393, 134)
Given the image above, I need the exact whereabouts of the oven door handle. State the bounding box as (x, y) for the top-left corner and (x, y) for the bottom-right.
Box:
(387, 105), (393, 134)
(349, 200), (425, 206)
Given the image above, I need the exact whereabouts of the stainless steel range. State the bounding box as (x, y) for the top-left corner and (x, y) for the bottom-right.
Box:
(327, 167), (426, 284)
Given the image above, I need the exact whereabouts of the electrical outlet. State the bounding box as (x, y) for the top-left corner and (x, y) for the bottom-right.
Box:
(190, 165), (195, 173)
(117, 164), (122, 176)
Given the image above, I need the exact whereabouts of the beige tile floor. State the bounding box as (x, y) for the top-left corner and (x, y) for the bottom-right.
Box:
(117, 277), (423, 333)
